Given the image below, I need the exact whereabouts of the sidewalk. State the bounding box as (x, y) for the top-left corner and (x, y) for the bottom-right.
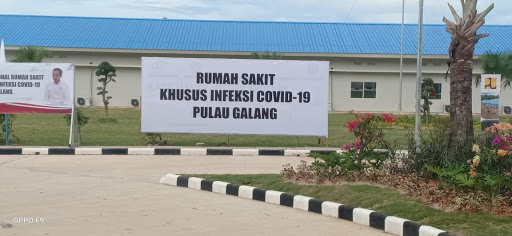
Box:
(0, 155), (391, 236)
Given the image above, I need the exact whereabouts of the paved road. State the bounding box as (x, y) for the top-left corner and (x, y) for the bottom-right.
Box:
(0, 155), (390, 236)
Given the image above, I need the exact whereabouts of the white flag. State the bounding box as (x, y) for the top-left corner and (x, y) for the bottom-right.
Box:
(0, 38), (6, 64)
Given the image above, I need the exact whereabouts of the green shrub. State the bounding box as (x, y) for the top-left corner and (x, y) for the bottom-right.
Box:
(64, 108), (90, 140)
(143, 133), (167, 146)
(343, 113), (397, 165)
(426, 123), (512, 198)
(64, 108), (90, 128)
(401, 116), (450, 176)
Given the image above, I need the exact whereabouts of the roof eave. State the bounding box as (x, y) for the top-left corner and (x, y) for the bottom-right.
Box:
(4, 46), (455, 59)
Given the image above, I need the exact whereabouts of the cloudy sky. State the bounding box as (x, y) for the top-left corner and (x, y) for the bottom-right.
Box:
(0, 0), (508, 25)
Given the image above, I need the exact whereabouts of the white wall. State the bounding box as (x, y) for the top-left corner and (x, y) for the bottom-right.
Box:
(71, 67), (141, 107)
(332, 72), (400, 112)
(329, 57), (458, 113)
(7, 48), (509, 114)
(400, 73), (451, 113)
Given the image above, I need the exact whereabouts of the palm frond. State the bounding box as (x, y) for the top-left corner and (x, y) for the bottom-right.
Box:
(10, 46), (51, 63)
(478, 51), (512, 89)
(250, 52), (285, 60)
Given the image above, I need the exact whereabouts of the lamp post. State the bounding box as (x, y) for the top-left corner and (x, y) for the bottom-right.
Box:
(415, 0), (424, 148)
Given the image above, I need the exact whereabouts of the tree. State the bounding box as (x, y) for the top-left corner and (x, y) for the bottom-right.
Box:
(443, 0), (494, 151)
(250, 52), (285, 60)
(421, 78), (436, 124)
(96, 61), (117, 118)
(476, 51), (512, 88)
(10, 46), (51, 62)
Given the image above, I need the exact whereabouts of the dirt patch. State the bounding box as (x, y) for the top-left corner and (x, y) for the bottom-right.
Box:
(285, 177), (454, 212)
(284, 179), (389, 188)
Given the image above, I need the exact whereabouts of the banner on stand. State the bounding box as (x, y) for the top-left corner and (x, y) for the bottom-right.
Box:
(0, 63), (75, 114)
(481, 74), (501, 130)
(141, 57), (329, 136)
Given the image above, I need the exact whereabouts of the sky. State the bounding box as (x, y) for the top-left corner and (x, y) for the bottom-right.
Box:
(0, 0), (509, 25)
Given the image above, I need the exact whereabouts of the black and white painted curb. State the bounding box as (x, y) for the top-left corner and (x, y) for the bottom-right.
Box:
(0, 147), (343, 156)
(160, 174), (455, 236)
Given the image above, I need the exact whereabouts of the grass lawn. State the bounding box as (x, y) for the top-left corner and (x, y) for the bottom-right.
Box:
(6, 107), (511, 147)
(190, 174), (512, 236)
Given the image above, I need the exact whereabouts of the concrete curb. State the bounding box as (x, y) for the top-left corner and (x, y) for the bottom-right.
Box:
(160, 174), (455, 236)
(0, 147), (345, 156)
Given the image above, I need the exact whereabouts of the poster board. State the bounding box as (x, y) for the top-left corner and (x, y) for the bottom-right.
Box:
(141, 57), (329, 136)
(0, 63), (78, 146)
(481, 74), (501, 130)
(0, 63), (75, 114)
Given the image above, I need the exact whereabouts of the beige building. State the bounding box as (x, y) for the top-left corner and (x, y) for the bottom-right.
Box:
(1, 15), (509, 114)
(4, 48), (497, 114)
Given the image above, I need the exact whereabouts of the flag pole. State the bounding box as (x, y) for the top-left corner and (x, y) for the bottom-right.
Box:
(0, 37), (8, 146)
(399, 0), (405, 112)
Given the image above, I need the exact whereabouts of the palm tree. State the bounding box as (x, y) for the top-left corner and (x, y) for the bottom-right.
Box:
(10, 46), (51, 62)
(477, 51), (512, 89)
(443, 0), (494, 152)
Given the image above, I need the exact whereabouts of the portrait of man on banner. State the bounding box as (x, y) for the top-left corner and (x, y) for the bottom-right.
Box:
(44, 67), (71, 107)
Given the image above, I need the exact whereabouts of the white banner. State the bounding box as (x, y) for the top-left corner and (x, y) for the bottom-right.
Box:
(0, 63), (75, 114)
(141, 57), (329, 136)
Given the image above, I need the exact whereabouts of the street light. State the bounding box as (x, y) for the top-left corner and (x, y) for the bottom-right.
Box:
(415, 0), (424, 148)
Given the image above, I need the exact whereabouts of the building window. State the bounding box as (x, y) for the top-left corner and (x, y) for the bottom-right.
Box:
(432, 83), (442, 99)
(422, 83), (442, 99)
(351, 82), (376, 99)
